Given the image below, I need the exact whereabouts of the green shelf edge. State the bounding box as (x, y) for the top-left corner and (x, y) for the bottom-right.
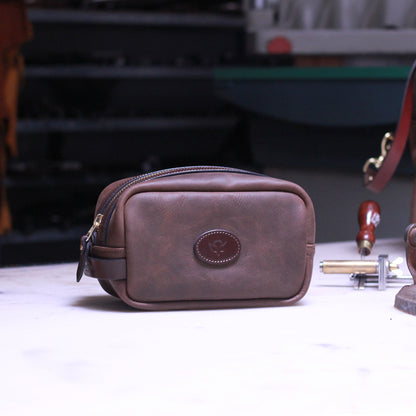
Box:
(214, 66), (411, 81)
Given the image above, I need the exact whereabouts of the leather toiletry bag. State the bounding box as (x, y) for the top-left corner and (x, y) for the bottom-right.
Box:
(76, 166), (315, 310)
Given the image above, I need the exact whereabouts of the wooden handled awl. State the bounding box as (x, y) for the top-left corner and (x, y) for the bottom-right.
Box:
(356, 200), (381, 257)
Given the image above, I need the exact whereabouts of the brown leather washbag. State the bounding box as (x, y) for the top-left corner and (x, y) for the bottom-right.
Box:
(76, 166), (315, 310)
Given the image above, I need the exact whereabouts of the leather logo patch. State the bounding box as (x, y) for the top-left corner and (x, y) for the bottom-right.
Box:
(194, 230), (241, 266)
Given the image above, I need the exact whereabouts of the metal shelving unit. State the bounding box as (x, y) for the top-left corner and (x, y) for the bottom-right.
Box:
(27, 8), (244, 27)
(25, 66), (213, 79)
(17, 116), (238, 133)
(1, 7), (247, 265)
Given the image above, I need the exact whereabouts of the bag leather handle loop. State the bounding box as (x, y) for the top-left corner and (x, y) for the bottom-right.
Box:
(363, 60), (416, 192)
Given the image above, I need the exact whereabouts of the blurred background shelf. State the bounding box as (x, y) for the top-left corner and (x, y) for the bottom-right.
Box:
(27, 8), (244, 26)
(3, 1), (416, 265)
(25, 66), (213, 78)
(2, 5), (248, 265)
(17, 116), (238, 133)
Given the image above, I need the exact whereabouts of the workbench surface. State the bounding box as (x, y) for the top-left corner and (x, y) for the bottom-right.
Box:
(1, 239), (415, 415)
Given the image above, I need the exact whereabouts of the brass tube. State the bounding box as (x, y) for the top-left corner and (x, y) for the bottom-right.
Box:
(320, 260), (378, 274)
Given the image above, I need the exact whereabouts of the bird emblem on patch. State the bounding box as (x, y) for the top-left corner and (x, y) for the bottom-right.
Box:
(209, 239), (228, 258)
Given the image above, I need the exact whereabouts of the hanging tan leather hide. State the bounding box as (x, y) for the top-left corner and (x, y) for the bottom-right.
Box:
(0, 1), (32, 234)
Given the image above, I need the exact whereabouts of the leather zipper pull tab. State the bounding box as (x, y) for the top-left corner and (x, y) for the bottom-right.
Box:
(76, 235), (90, 282)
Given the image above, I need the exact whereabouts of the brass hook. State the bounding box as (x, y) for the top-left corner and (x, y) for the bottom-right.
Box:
(362, 132), (394, 178)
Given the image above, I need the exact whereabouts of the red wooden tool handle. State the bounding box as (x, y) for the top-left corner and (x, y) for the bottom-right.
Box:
(356, 200), (381, 256)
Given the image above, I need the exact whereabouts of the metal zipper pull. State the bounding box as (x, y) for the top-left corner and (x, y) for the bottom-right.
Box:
(77, 213), (103, 282)
(85, 213), (103, 243)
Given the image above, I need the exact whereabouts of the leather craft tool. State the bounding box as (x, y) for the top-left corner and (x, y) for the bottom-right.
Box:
(356, 200), (380, 259)
(320, 256), (411, 290)
(320, 200), (412, 289)
(395, 224), (416, 314)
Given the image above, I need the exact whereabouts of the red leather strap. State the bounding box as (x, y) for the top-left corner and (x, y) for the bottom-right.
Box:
(364, 61), (416, 192)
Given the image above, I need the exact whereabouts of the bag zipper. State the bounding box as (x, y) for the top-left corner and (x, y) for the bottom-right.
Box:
(85, 166), (256, 246)
(84, 213), (104, 244)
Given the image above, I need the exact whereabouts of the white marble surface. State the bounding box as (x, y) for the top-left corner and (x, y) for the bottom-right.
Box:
(1, 239), (416, 416)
